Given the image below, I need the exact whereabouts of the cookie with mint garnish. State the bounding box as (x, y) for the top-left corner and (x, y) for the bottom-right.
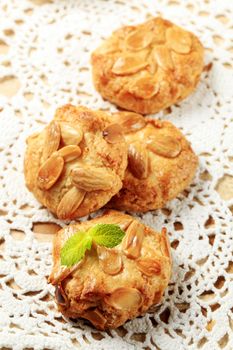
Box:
(49, 210), (172, 329)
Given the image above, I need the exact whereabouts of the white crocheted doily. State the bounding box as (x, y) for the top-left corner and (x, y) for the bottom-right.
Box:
(0, 0), (232, 349)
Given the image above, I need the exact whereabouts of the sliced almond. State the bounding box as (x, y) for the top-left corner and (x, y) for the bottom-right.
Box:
(37, 153), (64, 190)
(160, 227), (171, 260)
(146, 134), (182, 158)
(103, 123), (124, 144)
(60, 123), (83, 146)
(152, 45), (174, 70)
(97, 246), (123, 276)
(125, 28), (153, 51)
(152, 20), (166, 43)
(57, 187), (85, 219)
(42, 121), (61, 161)
(128, 142), (149, 179)
(84, 309), (107, 330)
(104, 287), (142, 311)
(58, 145), (82, 162)
(113, 112), (146, 133)
(55, 284), (69, 307)
(97, 37), (119, 54)
(129, 77), (160, 99)
(122, 220), (144, 259)
(137, 258), (161, 276)
(96, 211), (133, 231)
(71, 166), (117, 192)
(166, 27), (192, 54)
(112, 55), (148, 75)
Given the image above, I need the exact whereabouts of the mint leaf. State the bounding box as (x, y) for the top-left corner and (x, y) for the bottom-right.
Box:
(60, 224), (125, 267)
(89, 224), (125, 248)
(61, 231), (92, 267)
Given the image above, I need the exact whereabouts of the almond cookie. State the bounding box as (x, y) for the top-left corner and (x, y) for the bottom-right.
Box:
(49, 210), (172, 329)
(24, 105), (127, 219)
(91, 17), (204, 114)
(108, 111), (198, 212)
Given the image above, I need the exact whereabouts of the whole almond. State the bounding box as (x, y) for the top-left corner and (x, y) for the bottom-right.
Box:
(42, 121), (61, 161)
(57, 187), (85, 219)
(103, 123), (124, 144)
(128, 142), (149, 179)
(37, 153), (64, 190)
(58, 145), (82, 162)
(71, 166), (118, 192)
(147, 134), (181, 158)
(60, 123), (83, 146)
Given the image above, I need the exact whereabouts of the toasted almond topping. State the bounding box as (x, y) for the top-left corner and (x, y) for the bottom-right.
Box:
(125, 28), (153, 51)
(58, 145), (82, 162)
(129, 77), (160, 99)
(112, 55), (148, 75)
(42, 121), (61, 161)
(96, 211), (133, 231)
(147, 134), (182, 158)
(97, 37), (119, 54)
(57, 187), (85, 219)
(137, 258), (161, 276)
(122, 220), (144, 259)
(97, 246), (123, 276)
(166, 27), (192, 54)
(84, 309), (107, 330)
(160, 227), (171, 261)
(103, 123), (124, 144)
(71, 166), (118, 192)
(112, 112), (146, 133)
(153, 290), (163, 304)
(55, 284), (69, 307)
(60, 123), (83, 146)
(152, 45), (174, 70)
(37, 153), (64, 190)
(104, 287), (142, 311)
(128, 142), (149, 179)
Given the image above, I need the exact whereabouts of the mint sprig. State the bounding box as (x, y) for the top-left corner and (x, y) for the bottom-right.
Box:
(60, 224), (125, 267)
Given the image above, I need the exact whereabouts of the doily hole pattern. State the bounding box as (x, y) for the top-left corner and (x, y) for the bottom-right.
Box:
(0, 0), (233, 349)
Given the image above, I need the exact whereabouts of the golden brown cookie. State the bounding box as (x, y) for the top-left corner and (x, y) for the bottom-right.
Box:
(24, 105), (127, 219)
(49, 210), (172, 329)
(91, 17), (204, 114)
(108, 111), (198, 212)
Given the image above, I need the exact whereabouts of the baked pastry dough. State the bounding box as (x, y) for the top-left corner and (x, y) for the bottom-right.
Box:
(24, 105), (127, 219)
(91, 17), (204, 114)
(108, 111), (198, 212)
(49, 210), (172, 329)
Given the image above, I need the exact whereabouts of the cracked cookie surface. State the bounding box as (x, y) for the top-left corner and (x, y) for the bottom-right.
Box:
(91, 17), (204, 114)
(108, 111), (198, 212)
(49, 210), (172, 329)
(24, 105), (128, 219)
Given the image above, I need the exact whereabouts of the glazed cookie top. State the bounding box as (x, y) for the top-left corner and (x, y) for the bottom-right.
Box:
(49, 210), (172, 329)
(109, 111), (198, 211)
(91, 17), (204, 114)
(24, 105), (127, 219)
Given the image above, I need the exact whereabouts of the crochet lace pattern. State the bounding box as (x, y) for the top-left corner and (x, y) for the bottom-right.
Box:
(0, 0), (232, 349)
